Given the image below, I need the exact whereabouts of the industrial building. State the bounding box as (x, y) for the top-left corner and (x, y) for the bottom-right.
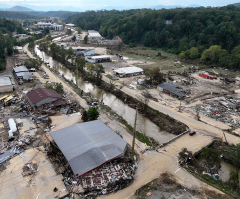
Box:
(88, 30), (102, 40)
(13, 66), (32, 80)
(68, 46), (95, 57)
(66, 23), (76, 28)
(0, 76), (14, 93)
(50, 120), (127, 176)
(86, 55), (111, 63)
(113, 66), (144, 77)
(26, 88), (63, 107)
(157, 82), (186, 98)
(13, 46), (23, 54)
(34, 22), (63, 31)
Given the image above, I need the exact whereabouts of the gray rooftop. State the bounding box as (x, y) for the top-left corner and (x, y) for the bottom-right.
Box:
(158, 82), (185, 98)
(50, 120), (127, 176)
(0, 76), (12, 86)
(13, 66), (29, 73)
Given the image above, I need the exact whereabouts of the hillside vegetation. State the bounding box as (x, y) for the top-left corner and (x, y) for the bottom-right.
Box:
(66, 5), (240, 69)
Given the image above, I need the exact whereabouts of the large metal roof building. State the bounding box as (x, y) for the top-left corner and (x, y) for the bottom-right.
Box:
(50, 120), (127, 176)
(113, 66), (144, 77)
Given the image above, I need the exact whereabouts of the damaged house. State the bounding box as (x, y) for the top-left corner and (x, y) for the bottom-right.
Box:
(50, 120), (127, 177)
(157, 82), (186, 99)
(26, 88), (65, 107)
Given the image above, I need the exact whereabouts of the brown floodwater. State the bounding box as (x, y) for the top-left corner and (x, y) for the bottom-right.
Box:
(35, 46), (175, 144)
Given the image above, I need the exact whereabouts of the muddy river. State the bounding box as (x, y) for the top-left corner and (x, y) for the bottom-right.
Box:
(35, 46), (175, 144)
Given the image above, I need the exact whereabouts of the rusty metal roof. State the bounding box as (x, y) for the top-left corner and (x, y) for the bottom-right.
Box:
(26, 88), (61, 104)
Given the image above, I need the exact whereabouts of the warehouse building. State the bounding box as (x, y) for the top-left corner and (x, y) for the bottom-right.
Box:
(0, 76), (14, 93)
(68, 46), (95, 57)
(66, 23), (76, 28)
(113, 66), (144, 77)
(157, 82), (185, 98)
(35, 22), (63, 31)
(50, 120), (127, 176)
(13, 46), (24, 54)
(88, 30), (102, 39)
(86, 55), (111, 63)
(26, 88), (63, 107)
(13, 66), (32, 80)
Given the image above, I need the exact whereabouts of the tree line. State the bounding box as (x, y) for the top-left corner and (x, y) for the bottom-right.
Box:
(0, 18), (43, 71)
(66, 5), (240, 69)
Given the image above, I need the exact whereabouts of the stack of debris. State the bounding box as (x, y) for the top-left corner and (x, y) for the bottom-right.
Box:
(0, 135), (32, 169)
(22, 163), (38, 176)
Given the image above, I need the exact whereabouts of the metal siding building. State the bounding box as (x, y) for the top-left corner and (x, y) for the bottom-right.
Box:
(26, 88), (62, 107)
(50, 120), (127, 176)
(113, 66), (144, 77)
(157, 82), (185, 98)
(0, 76), (13, 93)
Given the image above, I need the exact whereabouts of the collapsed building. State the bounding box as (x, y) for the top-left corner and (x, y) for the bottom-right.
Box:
(50, 120), (127, 177)
(26, 88), (65, 107)
(49, 120), (135, 194)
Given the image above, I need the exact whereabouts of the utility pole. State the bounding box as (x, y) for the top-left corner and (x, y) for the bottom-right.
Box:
(131, 107), (138, 161)
(223, 131), (228, 145)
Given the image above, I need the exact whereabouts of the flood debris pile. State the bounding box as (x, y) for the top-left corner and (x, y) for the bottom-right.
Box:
(187, 97), (240, 128)
(134, 172), (230, 199)
(22, 163), (38, 177)
(81, 158), (136, 195)
(47, 120), (137, 197)
(178, 141), (240, 198)
(0, 135), (32, 172)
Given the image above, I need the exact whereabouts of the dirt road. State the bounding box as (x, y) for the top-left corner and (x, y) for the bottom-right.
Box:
(24, 43), (240, 198)
(23, 44), (88, 109)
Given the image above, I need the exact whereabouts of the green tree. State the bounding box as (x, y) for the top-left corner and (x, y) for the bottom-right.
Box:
(82, 110), (89, 122)
(189, 47), (199, 59)
(16, 26), (24, 34)
(55, 82), (63, 93)
(179, 51), (186, 59)
(84, 35), (88, 44)
(72, 35), (76, 42)
(67, 47), (74, 63)
(201, 45), (226, 63)
(77, 27), (82, 34)
(66, 29), (72, 35)
(44, 82), (54, 89)
(75, 57), (86, 73)
(88, 107), (99, 121)
(24, 58), (42, 69)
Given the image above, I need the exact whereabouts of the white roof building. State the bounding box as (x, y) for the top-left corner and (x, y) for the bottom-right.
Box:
(86, 55), (111, 63)
(35, 22), (63, 31)
(13, 46), (23, 53)
(113, 66), (144, 77)
(88, 30), (102, 39)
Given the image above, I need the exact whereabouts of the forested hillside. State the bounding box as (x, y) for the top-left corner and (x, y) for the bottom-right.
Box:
(0, 18), (42, 70)
(66, 5), (240, 69)
(0, 11), (39, 19)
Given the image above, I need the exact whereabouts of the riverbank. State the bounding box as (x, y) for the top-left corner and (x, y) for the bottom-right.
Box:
(37, 46), (187, 136)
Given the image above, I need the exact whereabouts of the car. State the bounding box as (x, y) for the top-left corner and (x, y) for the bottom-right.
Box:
(189, 131), (196, 136)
